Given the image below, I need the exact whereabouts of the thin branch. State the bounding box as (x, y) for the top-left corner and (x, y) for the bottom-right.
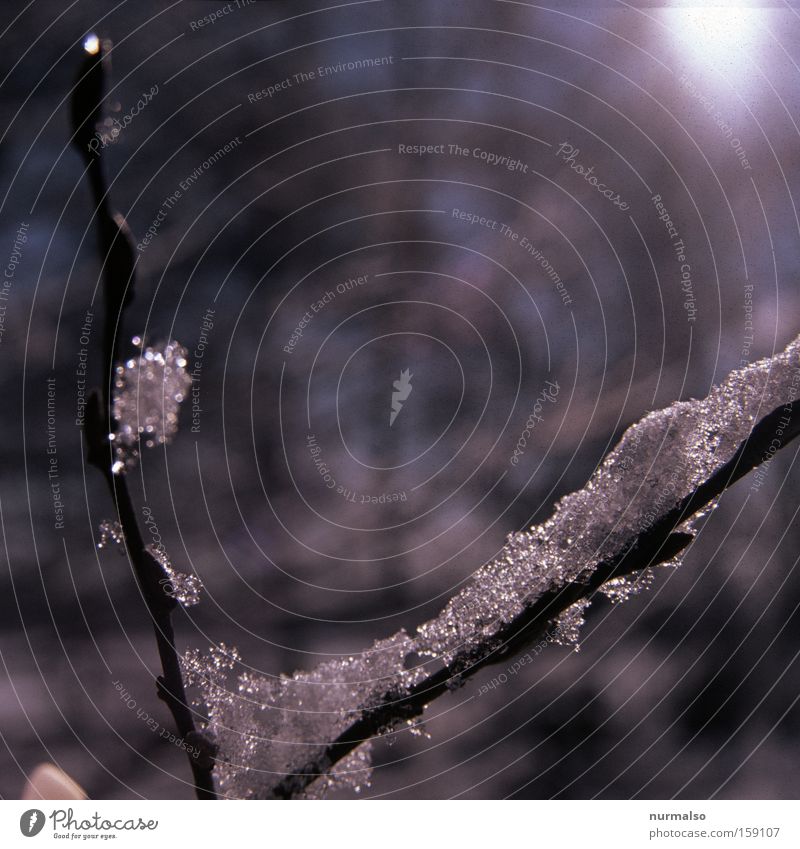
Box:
(268, 398), (800, 799)
(71, 38), (216, 799)
(68, 35), (800, 803)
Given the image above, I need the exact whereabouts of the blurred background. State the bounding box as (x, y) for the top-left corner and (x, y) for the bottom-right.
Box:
(1, 0), (800, 799)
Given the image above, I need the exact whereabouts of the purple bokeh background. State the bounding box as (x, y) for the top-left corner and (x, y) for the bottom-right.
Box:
(1, 0), (800, 799)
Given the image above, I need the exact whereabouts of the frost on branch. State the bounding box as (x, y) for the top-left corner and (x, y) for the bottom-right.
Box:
(97, 519), (125, 552)
(552, 598), (591, 650)
(182, 631), (425, 799)
(415, 336), (800, 663)
(146, 544), (202, 607)
(110, 339), (192, 474)
(597, 567), (657, 605)
(183, 336), (800, 798)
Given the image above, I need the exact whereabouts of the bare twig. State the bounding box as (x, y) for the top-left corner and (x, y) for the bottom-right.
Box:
(69, 35), (800, 803)
(268, 398), (800, 798)
(71, 37), (216, 799)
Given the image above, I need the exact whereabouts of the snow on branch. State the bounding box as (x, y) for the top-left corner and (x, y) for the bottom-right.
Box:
(71, 34), (800, 804)
(181, 336), (800, 799)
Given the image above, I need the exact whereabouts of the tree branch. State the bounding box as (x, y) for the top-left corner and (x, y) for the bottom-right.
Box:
(69, 35), (800, 803)
(268, 397), (800, 799)
(71, 38), (216, 799)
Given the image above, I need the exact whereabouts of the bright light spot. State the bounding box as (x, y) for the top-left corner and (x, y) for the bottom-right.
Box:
(668, 3), (761, 71)
(83, 34), (100, 55)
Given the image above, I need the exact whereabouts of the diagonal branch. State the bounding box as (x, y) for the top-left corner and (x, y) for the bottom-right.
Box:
(268, 398), (800, 799)
(71, 37), (216, 799)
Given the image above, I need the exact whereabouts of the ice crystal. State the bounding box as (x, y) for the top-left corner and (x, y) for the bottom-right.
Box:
(110, 339), (191, 473)
(97, 519), (125, 552)
(182, 643), (240, 743)
(184, 335), (800, 799)
(406, 719), (431, 739)
(183, 631), (423, 799)
(552, 599), (591, 649)
(415, 335), (800, 663)
(146, 544), (202, 607)
(303, 743), (373, 798)
(598, 568), (656, 604)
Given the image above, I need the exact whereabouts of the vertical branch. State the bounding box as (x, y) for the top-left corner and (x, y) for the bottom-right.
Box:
(72, 36), (216, 799)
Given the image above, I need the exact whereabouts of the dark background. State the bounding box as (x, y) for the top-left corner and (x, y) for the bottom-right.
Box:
(1, 0), (800, 799)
